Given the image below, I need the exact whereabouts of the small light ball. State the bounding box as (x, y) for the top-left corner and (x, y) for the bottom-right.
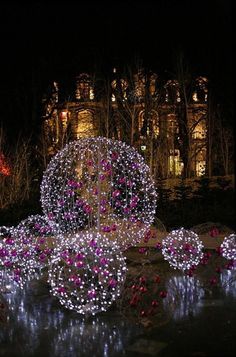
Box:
(13, 214), (55, 276)
(220, 233), (236, 262)
(161, 227), (204, 271)
(48, 232), (127, 315)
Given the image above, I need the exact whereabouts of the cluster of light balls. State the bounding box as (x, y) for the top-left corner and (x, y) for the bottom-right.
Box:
(161, 228), (204, 272)
(40, 137), (156, 315)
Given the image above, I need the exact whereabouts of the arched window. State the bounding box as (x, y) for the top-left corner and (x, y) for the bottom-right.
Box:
(134, 70), (145, 100)
(196, 149), (206, 176)
(149, 73), (158, 96)
(138, 110), (160, 137)
(168, 149), (183, 176)
(193, 77), (208, 103)
(164, 80), (181, 103)
(138, 110), (145, 133)
(192, 121), (206, 139)
(111, 78), (128, 100)
(167, 114), (179, 137)
(76, 110), (96, 138)
(76, 74), (94, 101)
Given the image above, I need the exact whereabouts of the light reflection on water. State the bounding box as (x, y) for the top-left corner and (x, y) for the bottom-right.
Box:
(1, 265), (236, 356)
(163, 275), (205, 320)
(0, 278), (141, 357)
(220, 268), (236, 298)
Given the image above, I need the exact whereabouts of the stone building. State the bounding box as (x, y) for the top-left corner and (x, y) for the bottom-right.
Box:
(42, 69), (208, 179)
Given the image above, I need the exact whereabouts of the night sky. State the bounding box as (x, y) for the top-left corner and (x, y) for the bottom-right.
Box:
(0, 0), (233, 140)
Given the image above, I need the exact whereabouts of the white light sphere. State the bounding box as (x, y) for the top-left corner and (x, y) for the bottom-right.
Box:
(48, 232), (127, 315)
(40, 137), (157, 250)
(13, 214), (55, 275)
(220, 233), (236, 262)
(161, 228), (204, 271)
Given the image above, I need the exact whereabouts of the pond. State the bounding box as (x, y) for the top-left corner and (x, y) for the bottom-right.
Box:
(1, 249), (236, 357)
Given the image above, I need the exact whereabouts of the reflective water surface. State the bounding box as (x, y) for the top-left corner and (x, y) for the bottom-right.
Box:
(1, 257), (236, 357)
(0, 277), (142, 357)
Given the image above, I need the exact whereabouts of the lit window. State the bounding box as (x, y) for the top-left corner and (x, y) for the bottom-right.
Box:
(60, 111), (68, 128)
(168, 150), (183, 176)
(89, 88), (94, 100)
(60, 111), (67, 119)
(76, 73), (94, 101)
(192, 92), (198, 102)
(134, 71), (145, 98)
(76, 110), (96, 138)
(192, 122), (206, 139)
(196, 161), (206, 176)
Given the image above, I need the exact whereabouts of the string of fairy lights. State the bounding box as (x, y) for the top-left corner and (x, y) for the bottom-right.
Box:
(0, 137), (235, 315)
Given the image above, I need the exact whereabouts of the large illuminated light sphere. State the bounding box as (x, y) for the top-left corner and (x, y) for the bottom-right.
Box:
(13, 214), (55, 274)
(161, 228), (204, 271)
(220, 234), (236, 262)
(48, 232), (127, 315)
(40, 137), (157, 250)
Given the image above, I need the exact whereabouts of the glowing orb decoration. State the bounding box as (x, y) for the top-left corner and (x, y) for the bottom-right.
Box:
(13, 214), (55, 274)
(220, 234), (236, 262)
(161, 228), (204, 271)
(40, 137), (157, 250)
(163, 275), (204, 320)
(48, 232), (127, 315)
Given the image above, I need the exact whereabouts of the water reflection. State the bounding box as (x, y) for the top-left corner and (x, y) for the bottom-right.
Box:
(220, 269), (236, 298)
(0, 278), (141, 357)
(163, 275), (205, 320)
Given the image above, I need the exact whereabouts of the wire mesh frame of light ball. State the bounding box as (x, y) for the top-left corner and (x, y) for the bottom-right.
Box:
(220, 233), (236, 262)
(13, 214), (55, 276)
(161, 228), (204, 272)
(48, 233), (127, 315)
(40, 137), (157, 250)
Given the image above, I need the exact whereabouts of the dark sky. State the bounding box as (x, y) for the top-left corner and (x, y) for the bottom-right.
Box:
(0, 0), (233, 138)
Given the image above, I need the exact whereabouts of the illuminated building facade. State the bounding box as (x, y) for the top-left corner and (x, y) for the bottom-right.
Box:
(42, 69), (208, 178)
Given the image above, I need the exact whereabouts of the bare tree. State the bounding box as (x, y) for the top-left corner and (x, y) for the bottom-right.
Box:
(0, 128), (34, 210)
